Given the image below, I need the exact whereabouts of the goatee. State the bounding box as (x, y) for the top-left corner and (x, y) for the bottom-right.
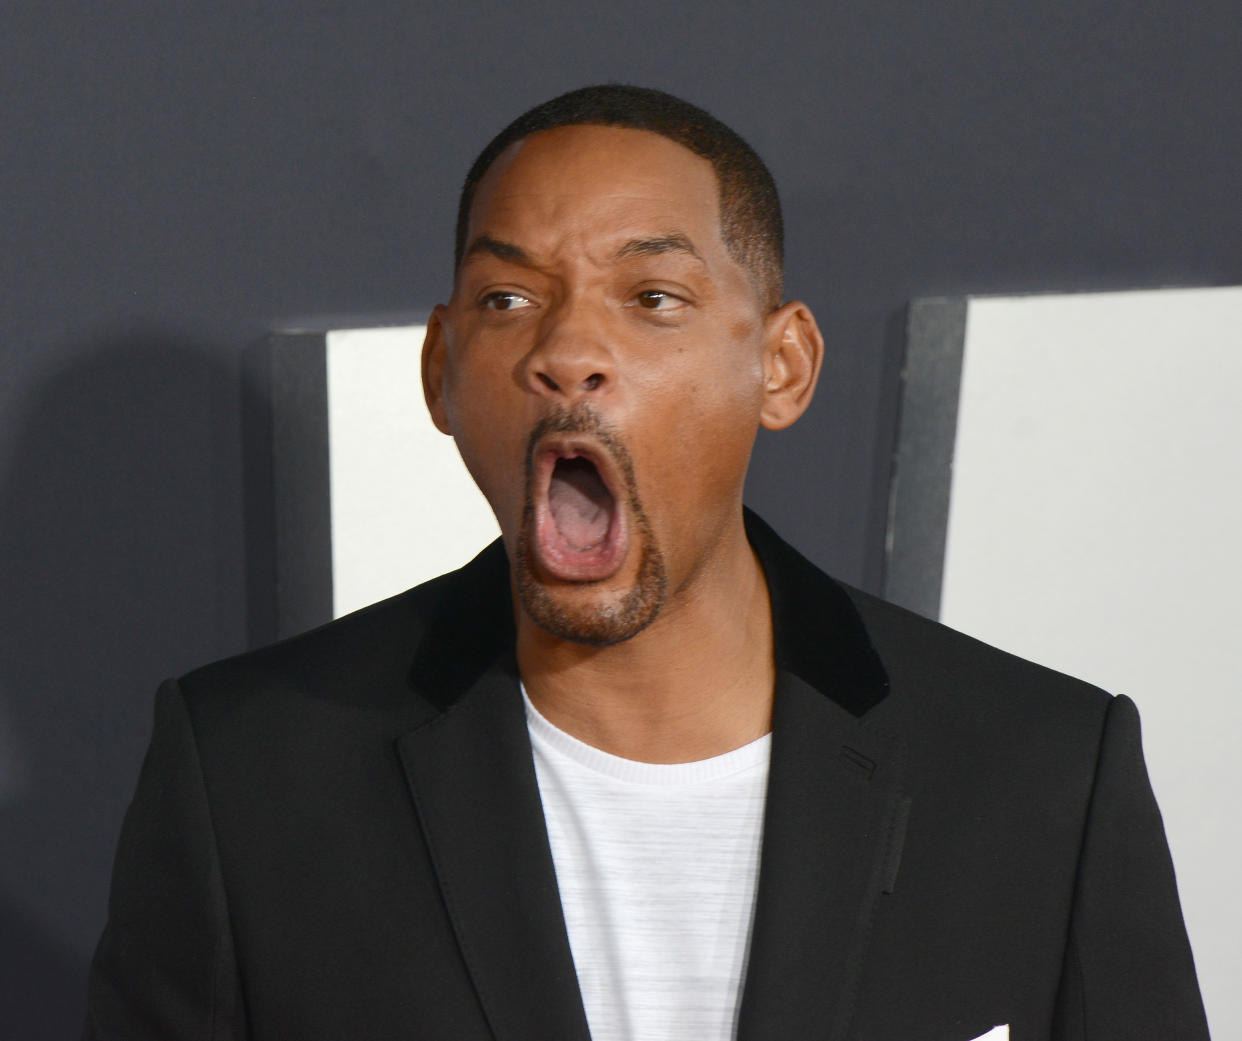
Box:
(514, 405), (667, 646)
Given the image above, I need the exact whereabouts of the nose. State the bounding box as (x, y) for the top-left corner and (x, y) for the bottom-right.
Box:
(523, 298), (614, 402)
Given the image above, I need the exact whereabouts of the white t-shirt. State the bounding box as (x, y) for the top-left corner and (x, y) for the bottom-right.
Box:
(523, 689), (770, 1041)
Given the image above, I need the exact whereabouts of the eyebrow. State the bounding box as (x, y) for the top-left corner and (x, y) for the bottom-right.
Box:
(462, 234), (531, 265)
(615, 233), (703, 263)
(461, 231), (705, 269)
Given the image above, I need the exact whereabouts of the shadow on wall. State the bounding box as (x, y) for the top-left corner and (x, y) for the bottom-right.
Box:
(0, 332), (241, 1036)
(1, 900), (83, 1039)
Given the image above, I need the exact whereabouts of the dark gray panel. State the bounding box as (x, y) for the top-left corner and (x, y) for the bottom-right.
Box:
(883, 299), (968, 620)
(270, 333), (333, 638)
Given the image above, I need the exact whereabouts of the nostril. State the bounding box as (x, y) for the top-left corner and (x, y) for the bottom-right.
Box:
(538, 372), (560, 392)
(583, 373), (603, 391)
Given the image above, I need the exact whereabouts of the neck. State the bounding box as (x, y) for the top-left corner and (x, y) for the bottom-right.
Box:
(516, 516), (775, 764)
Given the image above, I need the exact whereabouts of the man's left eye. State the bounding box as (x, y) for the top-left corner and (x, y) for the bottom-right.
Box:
(634, 290), (680, 310)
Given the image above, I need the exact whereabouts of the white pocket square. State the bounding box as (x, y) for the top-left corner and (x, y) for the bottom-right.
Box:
(968, 1028), (1008, 1041)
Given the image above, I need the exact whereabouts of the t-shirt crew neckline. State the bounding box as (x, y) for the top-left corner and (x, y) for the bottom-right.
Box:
(521, 683), (772, 786)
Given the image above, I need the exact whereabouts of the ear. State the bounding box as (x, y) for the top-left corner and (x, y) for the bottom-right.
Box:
(758, 300), (824, 431)
(421, 305), (453, 435)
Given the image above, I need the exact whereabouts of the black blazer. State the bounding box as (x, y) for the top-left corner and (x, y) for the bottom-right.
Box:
(84, 512), (1207, 1041)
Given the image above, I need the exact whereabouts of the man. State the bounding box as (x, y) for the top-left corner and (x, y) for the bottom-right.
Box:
(84, 85), (1207, 1040)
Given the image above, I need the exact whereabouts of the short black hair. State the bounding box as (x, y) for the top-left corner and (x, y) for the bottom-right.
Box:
(454, 84), (784, 309)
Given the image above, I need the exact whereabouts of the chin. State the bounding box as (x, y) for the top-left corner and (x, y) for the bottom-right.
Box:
(514, 525), (667, 647)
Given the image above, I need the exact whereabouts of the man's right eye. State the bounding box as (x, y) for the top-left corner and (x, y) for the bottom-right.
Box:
(480, 290), (533, 311)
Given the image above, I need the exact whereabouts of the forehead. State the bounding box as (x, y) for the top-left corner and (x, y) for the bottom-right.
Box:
(464, 125), (725, 258)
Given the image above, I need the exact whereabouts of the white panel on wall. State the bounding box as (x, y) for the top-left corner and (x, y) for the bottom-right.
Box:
(325, 326), (499, 618)
(940, 286), (1242, 1038)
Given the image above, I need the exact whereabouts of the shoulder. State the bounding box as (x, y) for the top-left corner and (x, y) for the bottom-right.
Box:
(839, 583), (1118, 806)
(747, 507), (1112, 737)
(175, 539), (513, 732)
(845, 583), (1111, 721)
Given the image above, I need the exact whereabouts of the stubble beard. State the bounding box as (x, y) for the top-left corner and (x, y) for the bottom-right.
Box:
(514, 406), (668, 647)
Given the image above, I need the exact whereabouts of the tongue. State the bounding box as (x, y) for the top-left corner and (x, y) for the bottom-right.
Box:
(548, 457), (614, 550)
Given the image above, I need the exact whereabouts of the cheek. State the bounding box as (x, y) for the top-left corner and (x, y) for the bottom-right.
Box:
(683, 345), (767, 437)
(643, 369), (763, 504)
(440, 369), (527, 525)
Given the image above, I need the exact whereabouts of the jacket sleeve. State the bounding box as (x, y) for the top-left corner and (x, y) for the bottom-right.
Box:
(83, 678), (245, 1040)
(1051, 693), (1209, 1040)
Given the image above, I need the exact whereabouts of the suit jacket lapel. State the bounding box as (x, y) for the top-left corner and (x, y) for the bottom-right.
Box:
(738, 510), (908, 1041)
(736, 672), (906, 1041)
(394, 542), (590, 1041)
(398, 657), (592, 1041)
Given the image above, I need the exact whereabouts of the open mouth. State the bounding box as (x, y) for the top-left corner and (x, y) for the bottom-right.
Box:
(549, 457), (613, 549)
(532, 444), (629, 582)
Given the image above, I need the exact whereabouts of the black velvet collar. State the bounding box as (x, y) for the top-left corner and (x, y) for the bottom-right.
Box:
(743, 508), (890, 716)
(409, 508), (890, 717)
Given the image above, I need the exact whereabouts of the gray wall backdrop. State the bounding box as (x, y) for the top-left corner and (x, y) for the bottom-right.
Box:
(3, 2), (1240, 1034)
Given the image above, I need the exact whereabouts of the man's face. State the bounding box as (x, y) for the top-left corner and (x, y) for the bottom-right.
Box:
(425, 124), (774, 645)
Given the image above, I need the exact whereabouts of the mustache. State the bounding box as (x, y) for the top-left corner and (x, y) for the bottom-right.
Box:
(525, 403), (618, 454)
